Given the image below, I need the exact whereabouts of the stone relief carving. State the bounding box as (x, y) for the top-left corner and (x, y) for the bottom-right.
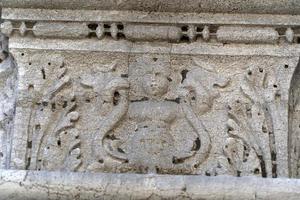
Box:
(1, 20), (298, 44)
(1, 9), (300, 177)
(0, 34), (16, 169)
(85, 55), (230, 174)
(4, 42), (298, 179)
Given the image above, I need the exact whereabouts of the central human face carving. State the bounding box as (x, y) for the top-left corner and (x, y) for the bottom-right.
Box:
(141, 68), (169, 97)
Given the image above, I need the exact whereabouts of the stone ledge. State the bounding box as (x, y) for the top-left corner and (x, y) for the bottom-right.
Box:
(1, 0), (300, 15)
(0, 169), (300, 200)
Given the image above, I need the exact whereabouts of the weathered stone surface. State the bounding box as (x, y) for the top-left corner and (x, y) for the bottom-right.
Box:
(2, 0), (300, 199)
(1, 169), (300, 200)
(2, 0), (300, 15)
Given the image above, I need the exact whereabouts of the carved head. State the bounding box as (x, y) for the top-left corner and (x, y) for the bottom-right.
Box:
(142, 65), (170, 97)
(131, 55), (171, 98)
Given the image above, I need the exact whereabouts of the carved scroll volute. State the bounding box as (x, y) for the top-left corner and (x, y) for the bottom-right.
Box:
(80, 62), (129, 171)
(179, 58), (230, 169)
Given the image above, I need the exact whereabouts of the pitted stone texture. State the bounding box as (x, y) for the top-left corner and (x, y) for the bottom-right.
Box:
(2, 1), (300, 181)
(7, 46), (299, 178)
(0, 34), (16, 169)
(3, 0), (300, 15)
(1, 170), (300, 200)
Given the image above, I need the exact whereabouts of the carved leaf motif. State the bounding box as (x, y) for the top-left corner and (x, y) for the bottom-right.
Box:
(0, 37), (16, 168)
(183, 58), (230, 115)
(20, 57), (83, 172)
(224, 66), (276, 177)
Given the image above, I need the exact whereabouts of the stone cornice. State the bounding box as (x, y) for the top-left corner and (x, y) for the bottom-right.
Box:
(2, 0), (300, 15)
(2, 9), (300, 45)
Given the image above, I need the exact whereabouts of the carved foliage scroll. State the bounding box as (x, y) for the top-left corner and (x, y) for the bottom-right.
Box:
(8, 49), (299, 177)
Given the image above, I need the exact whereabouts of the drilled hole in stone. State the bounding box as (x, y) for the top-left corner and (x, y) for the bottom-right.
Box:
(117, 148), (125, 153)
(248, 71), (252, 76)
(29, 62), (32, 65)
(113, 91), (120, 106)
(28, 84), (34, 91)
(117, 24), (124, 30)
(88, 23), (98, 30)
(196, 26), (203, 32)
(41, 68), (46, 79)
(62, 101), (68, 108)
(51, 103), (56, 111)
(117, 32), (125, 39)
(284, 64), (289, 69)
(273, 84), (278, 88)
(57, 140), (61, 147)
(181, 69), (189, 83)
(88, 32), (97, 38)
(153, 57), (158, 62)
(21, 53), (25, 56)
(227, 158), (232, 164)
(104, 24), (111, 29)
(180, 35), (189, 42)
(98, 159), (104, 164)
(35, 124), (41, 131)
(254, 168), (260, 174)
(26, 157), (31, 170)
(25, 22), (35, 28)
(259, 68), (263, 73)
(27, 141), (32, 149)
(181, 26), (188, 32)
(192, 137), (201, 151)
(262, 126), (267, 133)
(48, 62), (51, 66)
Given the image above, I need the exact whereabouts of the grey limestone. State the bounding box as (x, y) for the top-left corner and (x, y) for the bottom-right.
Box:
(1, 0), (300, 199)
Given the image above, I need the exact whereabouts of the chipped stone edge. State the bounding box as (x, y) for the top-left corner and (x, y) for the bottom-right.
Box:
(0, 169), (300, 200)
